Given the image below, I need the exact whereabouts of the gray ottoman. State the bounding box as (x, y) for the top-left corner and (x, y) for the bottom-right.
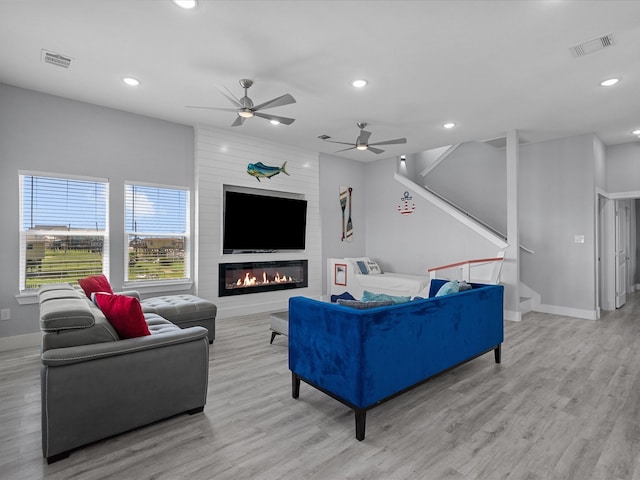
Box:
(269, 311), (288, 344)
(141, 294), (217, 343)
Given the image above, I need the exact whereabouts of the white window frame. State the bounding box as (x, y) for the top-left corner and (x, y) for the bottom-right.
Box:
(18, 171), (110, 292)
(124, 181), (191, 286)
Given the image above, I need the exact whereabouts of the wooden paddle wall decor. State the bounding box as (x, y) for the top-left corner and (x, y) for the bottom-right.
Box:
(339, 186), (353, 242)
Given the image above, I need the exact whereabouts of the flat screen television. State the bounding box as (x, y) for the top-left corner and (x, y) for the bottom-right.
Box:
(223, 189), (307, 253)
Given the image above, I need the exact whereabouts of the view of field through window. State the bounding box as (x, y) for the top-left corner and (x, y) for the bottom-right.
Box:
(125, 184), (188, 282)
(21, 175), (189, 290)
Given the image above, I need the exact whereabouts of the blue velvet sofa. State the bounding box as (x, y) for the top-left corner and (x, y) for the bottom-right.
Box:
(288, 279), (504, 440)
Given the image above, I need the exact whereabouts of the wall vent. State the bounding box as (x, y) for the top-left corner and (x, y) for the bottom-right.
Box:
(41, 49), (72, 68)
(570, 33), (615, 58)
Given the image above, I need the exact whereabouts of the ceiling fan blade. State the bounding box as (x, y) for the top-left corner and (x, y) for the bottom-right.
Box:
(368, 146), (386, 154)
(357, 130), (372, 145)
(323, 140), (357, 146)
(252, 93), (296, 112)
(218, 86), (243, 108)
(369, 137), (407, 146)
(253, 112), (295, 125)
(231, 116), (245, 127)
(185, 106), (237, 112)
(334, 146), (357, 153)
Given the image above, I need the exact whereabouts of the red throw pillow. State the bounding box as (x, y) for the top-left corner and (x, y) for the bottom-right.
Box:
(78, 274), (114, 297)
(93, 293), (151, 339)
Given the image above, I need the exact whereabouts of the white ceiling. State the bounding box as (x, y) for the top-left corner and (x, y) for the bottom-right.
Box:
(1, 0), (640, 161)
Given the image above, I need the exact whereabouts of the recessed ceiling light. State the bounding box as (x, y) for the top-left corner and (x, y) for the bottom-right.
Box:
(173, 0), (197, 9)
(600, 78), (620, 87)
(632, 129), (640, 135)
(352, 79), (368, 88)
(122, 77), (140, 86)
(270, 119), (280, 125)
(443, 122), (456, 129)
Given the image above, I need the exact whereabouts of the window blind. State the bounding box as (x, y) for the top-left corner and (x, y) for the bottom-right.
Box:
(125, 184), (189, 282)
(19, 174), (108, 290)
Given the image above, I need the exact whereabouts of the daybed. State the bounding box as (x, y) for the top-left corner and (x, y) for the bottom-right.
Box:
(328, 257), (429, 299)
(38, 283), (210, 463)
(289, 279), (504, 440)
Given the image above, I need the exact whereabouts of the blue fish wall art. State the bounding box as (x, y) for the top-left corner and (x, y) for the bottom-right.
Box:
(247, 161), (289, 182)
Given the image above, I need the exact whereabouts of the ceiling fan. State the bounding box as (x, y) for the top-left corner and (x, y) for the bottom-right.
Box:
(186, 79), (296, 127)
(324, 122), (407, 154)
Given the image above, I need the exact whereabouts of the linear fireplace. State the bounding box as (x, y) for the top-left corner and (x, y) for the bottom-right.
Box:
(218, 259), (308, 297)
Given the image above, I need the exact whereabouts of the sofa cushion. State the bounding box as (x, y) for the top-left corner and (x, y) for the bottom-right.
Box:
(39, 296), (96, 332)
(78, 274), (113, 298)
(361, 290), (411, 304)
(330, 291), (356, 303)
(94, 293), (151, 339)
(435, 280), (460, 297)
(337, 299), (393, 309)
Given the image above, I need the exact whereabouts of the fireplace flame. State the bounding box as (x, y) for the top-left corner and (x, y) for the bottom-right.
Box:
(230, 270), (297, 290)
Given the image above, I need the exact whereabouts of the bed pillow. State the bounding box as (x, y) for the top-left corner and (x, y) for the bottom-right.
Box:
(337, 299), (393, 309)
(356, 260), (369, 274)
(366, 259), (383, 274)
(345, 257), (384, 275)
(345, 257), (372, 274)
(93, 292), (151, 339)
(458, 281), (472, 292)
(361, 290), (411, 304)
(435, 280), (460, 297)
(78, 274), (114, 298)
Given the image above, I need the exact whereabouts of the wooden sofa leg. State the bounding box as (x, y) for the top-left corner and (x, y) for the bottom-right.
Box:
(292, 373), (300, 399)
(355, 409), (366, 441)
(494, 344), (502, 364)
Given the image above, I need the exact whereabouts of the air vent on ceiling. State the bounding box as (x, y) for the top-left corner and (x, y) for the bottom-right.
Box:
(570, 33), (615, 58)
(41, 49), (72, 68)
(317, 134), (331, 140)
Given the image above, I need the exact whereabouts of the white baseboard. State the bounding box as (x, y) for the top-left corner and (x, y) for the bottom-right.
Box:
(534, 304), (598, 321)
(0, 332), (41, 352)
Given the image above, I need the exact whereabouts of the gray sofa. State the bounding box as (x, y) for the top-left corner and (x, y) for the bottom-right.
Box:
(38, 284), (210, 463)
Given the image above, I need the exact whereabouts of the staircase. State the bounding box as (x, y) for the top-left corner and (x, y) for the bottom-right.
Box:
(397, 143), (540, 320)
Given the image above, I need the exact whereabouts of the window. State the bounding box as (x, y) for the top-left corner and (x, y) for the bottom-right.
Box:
(125, 183), (189, 283)
(19, 173), (109, 291)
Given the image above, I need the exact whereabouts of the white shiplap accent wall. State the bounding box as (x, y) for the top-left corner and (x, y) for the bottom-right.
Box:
(195, 125), (321, 318)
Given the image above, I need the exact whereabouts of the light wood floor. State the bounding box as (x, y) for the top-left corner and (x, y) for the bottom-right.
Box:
(2, 295), (640, 480)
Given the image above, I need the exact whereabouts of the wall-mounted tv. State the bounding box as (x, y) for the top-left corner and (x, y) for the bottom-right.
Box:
(223, 188), (307, 253)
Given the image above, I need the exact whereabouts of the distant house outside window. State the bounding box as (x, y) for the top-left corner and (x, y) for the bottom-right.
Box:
(19, 173), (109, 291)
(125, 183), (190, 283)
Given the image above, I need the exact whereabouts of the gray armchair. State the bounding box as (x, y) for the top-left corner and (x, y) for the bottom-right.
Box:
(39, 284), (209, 463)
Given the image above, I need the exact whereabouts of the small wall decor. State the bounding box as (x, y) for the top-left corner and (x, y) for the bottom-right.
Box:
(398, 191), (416, 215)
(334, 263), (347, 286)
(246, 161), (290, 182)
(340, 186), (353, 241)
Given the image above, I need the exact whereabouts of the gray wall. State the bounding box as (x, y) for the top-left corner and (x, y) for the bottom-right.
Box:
(319, 152), (501, 291)
(520, 134), (597, 313)
(319, 153), (367, 292)
(364, 157), (498, 276)
(0, 83), (194, 338)
(422, 141), (507, 235)
(606, 142), (640, 193)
